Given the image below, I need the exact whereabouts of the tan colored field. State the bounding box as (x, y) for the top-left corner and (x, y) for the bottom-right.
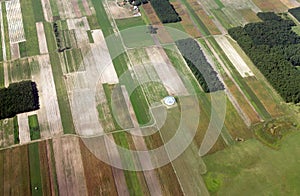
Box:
(252, 0), (288, 12)
(107, 1), (135, 19)
(239, 9), (262, 23)
(36, 22), (48, 54)
(17, 113), (31, 143)
(142, 3), (160, 25)
(56, 0), (77, 19)
(146, 46), (188, 96)
(41, 0), (53, 22)
(52, 136), (87, 196)
(279, 0), (300, 8)
(172, 2), (202, 38)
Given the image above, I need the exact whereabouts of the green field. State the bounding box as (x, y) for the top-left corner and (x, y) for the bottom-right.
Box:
(28, 142), (43, 196)
(20, 0), (40, 57)
(203, 131), (300, 194)
(115, 17), (146, 31)
(13, 116), (19, 144)
(32, 0), (45, 22)
(28, 114), (41, 140)
(49, 0), (59, 18)
(112, 132), (144, 195)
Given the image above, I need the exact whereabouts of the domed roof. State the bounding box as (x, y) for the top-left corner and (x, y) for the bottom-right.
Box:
(163, 96), (176, 106)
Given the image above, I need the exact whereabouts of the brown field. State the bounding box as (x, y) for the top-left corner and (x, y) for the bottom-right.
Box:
(172, 2), (202, 38)
(79, 138), (119, 195)
(142, 3), (160, 25)
(239, 9), (262, 23)
(195, 9), (221, 35)
(246, 77), (284, 117)
(279, 0), (300, 9)
(39, 140), (57, 195)
(252, 0), (288, 12)
(1, 145), (31, 195)
(225, 76), (261, 123)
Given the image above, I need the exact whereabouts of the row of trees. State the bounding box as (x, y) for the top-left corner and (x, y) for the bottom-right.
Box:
(53, 22), (71, 52)
(176, 38), (224, 93)
(128, 0), (148, 6)
(0, 81), (39, 119)
(151, 0), (181, 23)
(228, 12), (300, 103)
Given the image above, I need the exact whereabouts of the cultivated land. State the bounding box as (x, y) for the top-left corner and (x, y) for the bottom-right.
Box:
(0, 0), (299, 195)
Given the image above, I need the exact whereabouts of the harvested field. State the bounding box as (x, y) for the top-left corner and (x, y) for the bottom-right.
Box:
(56, 0), (76, 19)
(195, 9), (221, 35)
(221, 7), (247, 26)
(214, 36), (253, 78)
(10, 43), (20, 60)
(252, 0), (288, 12)
(67, 17), (90, 31)
(37, 55), (63, 136)
(5, 0), (25, 43)
(17, 113), (30, 144)
(82, 0), (92, 15)
(239, 9), (262, 23)
(220, 0), (261, 12)
(279, 0), (300, 8)
(1, 145), (31, 195)
(52, 136), (87, 196)
(36, 22), (48, 54)
(41, 0), (53, 22)
(145, 46), (188, 96)
(8, 58), (31, 82)
(0, 118), (15, 148)
(142, 3), (161, 25)
(79, 138), (120, 195)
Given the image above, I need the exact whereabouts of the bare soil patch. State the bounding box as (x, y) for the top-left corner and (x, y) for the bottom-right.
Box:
(36, 22), (48, 54)
(146, 46), (188, 96)
(252, 0), (288, 12)
(108, 1), (136, 19)
(17, 113), (30, 143)
(10, 43), (20, 60)
(41, 0), (53, 22)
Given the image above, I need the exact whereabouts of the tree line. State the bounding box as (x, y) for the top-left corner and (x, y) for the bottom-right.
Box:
(0, 81), (39, 119)
(176, 38), (224, 93)
(151, 0), (181, 23)
(228, 12), (300, 103)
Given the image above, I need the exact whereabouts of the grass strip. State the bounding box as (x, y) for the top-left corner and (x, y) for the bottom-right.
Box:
(28, 142), (43, 196)
(28, 114), (41, 140)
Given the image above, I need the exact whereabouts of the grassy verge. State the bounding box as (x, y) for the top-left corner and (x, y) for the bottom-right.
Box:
(20, 0), (40, 57)
(2, 3), (11, 60)
(28, 114), (41, 140)
(28, 142), (43, 195)
(112, 132), (144, 195)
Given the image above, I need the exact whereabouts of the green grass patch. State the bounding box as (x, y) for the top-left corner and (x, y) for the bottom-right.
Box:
(10, 58), (31, 81)
(49, 0), (59, 17)
(28, 142), (43, 196)
(87, 30), (94, 43)
(203, 130), (300, 195)
(112, 53), (129, 77)
(214, 0), (225, 8)
(43, 22), (57, 52)
(28, 114), (41, 140)
(2, 3), (11, 60)
(112, 132), (143, 195)
(90, 0), (113, 37)
(13, 116), (19, 144)
(48, 52), (75, 134)
(115, 17), (146, 31)
(204, 172), (223, 193)
(20, 0), (40, 57)
(0, 62), (4, 87)
(32, 0), (45, 22)
(87, 15), (101, 30)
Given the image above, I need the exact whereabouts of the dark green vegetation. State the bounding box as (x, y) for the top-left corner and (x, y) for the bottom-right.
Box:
(128, 0), (148, 6)
(29, 115), (41, 140)
(288, 6), (300, 21)
(0, 81), (39, 119)
(20, 0), (40, 57)
(203, 131), (300, 195)
(151, 0), (181, 23)
(53, 22), (71, 52)
(176, 38), (224, 92)
(229, 12), (300, 103)
(0, 63), (4, 87)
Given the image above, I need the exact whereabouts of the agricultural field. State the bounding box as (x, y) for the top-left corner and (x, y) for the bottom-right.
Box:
(0, 0), (300, 195)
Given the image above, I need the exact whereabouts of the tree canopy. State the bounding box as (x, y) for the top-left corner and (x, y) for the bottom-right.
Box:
(151, 0), (181, 23)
